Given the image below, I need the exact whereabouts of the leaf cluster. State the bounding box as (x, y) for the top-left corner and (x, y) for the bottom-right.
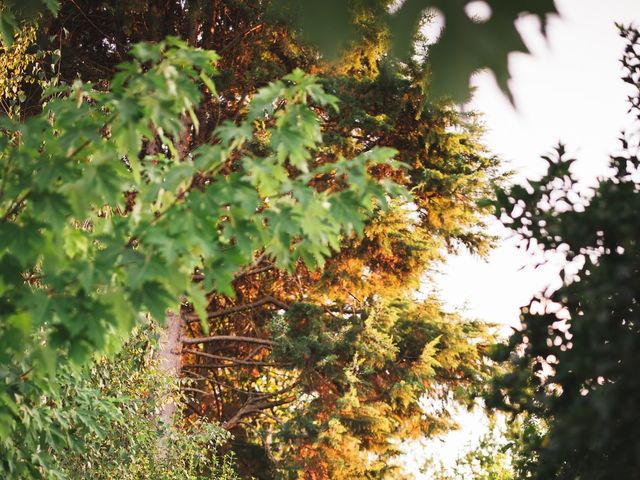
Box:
(0, 36), (402, 471)
(1, 324), (239, 479)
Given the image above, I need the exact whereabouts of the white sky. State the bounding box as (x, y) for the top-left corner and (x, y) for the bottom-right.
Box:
(406, 1), (640, 477)
(435, 0), (640, 331)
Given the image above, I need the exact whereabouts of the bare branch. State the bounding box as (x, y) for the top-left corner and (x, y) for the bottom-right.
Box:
(222, 395), (297, 430)
(184, 295), (288, 323)
(180, 335), (276, 346)
(183, 387), (215, 396)
(184, 348), (289, 367)
(183, 360), (281, 369)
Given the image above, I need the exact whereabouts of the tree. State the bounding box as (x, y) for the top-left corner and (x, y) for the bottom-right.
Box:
(489, 25), (640, 480)
(0, 32), (400, 477)
(0, 2), (507, 478)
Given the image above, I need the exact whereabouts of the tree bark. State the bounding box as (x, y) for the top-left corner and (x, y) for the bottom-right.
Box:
(155, 310), (184, 459)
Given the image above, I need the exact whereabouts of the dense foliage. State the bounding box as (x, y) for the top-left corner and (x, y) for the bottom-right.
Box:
(0, 1), (522, 479)
(5, 324), (239, 479)
(0, 30), (401, 479)
(0, 0), (558, 101)
(489, 25), (640, 480)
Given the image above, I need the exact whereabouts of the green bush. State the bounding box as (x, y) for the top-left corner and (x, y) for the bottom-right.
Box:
(1, 325), (239, 480)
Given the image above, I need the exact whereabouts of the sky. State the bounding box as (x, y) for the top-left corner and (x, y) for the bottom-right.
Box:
(405, 0), (640, 476)
(435, 0), (640, 331)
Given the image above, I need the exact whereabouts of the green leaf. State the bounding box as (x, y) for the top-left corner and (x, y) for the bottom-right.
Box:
(215, 120), (253, 149)
(0, 11), (17, 47)
(188, 285), (209, 335)
(63, 228), (90, 259)
(105, 290), (137, 335)
(42, 0), (60, 14)
(130, 42), (162, 62)
(200, 71), (217, 96)
(131, 281), (174, 323)
(248, 80), (285, 121)
(243, 157), (288, 196)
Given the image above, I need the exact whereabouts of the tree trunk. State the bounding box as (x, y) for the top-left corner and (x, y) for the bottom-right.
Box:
(155, 310), (184, 460)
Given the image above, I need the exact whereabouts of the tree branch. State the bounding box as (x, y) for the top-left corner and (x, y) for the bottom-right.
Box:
(222, 395), (296, 430)
(180, 335), (276, 346)
(183, 348), (289, 367)
(183, 361), (281, 369)
(184, 295), (288, 323)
